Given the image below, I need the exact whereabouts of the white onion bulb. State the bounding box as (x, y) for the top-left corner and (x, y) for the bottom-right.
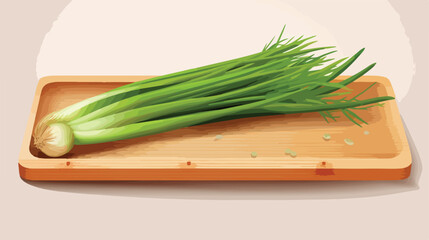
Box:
(34, 123), (74, 157)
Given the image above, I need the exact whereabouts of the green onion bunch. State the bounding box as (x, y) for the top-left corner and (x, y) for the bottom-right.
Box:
(34, 26), (394, 157)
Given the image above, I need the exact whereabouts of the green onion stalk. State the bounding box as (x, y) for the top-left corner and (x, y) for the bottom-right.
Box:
(34, 26), (394, 157)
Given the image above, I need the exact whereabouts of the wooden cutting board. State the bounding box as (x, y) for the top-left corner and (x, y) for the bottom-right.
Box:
(19, 76), (411, 181)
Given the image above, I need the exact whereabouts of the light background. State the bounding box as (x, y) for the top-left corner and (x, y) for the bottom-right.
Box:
(1, 0), (428, 239)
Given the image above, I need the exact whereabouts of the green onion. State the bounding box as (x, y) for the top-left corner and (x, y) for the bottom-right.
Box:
(215, 135), (223, 140)
(344, 138), (354, 145)
(33, 26), (394, 157)
(323, 133), (331, 140)
(285, 148), (297, 157)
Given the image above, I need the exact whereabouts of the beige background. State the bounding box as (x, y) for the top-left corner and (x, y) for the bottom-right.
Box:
(1, 0), (428, 239)
(37, 0), (415, 101)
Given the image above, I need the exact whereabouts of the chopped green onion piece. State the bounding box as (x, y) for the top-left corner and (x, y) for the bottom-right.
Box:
(214, 134), (223, 140)
(323, 133), (331, 140)
(344, 138), (354, 145)
(285, 148), (297, 157)
(364, 130), (370, 135)
(31, 26), (395, 157)
(251, 152), (258, 158)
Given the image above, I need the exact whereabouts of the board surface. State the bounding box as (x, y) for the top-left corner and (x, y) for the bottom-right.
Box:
(19, 76), (411, 181)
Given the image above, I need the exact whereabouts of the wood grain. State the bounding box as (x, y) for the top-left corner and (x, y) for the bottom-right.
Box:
(19, 76), (411, 181)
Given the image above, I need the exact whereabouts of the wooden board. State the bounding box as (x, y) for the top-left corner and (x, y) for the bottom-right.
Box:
(19, 76), (411, 181)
